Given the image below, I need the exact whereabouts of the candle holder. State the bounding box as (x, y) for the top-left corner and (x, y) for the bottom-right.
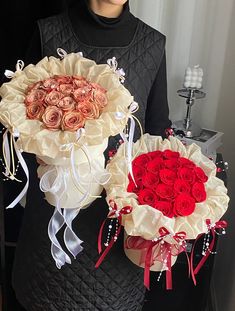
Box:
(172, 87), (206, 138)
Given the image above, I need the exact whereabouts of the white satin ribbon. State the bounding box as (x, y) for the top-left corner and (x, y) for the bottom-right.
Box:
(107, 56), (125, 83)
(4, 60), (24, 79)
(115, 101), (139, 186)
(40, 168), (84, 268)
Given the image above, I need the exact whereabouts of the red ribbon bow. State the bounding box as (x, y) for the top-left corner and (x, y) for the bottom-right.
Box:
(126, 227), (187, 290)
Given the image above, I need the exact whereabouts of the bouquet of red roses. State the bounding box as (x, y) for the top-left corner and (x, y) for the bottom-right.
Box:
(96, 134), (229, 289)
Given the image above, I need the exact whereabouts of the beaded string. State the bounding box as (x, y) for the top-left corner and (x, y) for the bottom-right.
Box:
(0, 126), (20, 181)
(202, 224), (226, 256)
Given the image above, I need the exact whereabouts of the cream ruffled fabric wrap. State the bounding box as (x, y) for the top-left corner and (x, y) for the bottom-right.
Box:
(0, 53), (133, 209)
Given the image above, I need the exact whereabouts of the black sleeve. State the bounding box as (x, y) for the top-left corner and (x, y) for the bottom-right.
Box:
(145, 50), (172, 137)
(24, 23), (42, 66)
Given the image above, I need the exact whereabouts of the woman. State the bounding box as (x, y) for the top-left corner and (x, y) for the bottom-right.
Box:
(12, 0), (172, 310)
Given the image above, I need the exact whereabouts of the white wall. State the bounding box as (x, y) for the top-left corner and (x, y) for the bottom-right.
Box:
(130, 0), (234, 129)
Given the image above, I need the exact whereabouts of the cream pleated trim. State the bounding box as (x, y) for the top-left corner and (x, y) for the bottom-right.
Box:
(105, 134), (229, 240)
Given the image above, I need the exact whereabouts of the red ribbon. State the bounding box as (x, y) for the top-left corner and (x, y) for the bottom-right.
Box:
(190, 219), (227, 285)
(96, 200), (132, 268)
(125, 227), (186, 290)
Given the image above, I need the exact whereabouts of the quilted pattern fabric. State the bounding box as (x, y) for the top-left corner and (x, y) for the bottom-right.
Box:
(12, 12), (166, 310)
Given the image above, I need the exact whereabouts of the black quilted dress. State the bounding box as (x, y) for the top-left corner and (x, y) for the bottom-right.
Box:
(12, 1), (171, 310)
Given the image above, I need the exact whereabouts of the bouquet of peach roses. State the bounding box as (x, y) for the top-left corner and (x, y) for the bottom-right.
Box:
(0, 50), (135, 268)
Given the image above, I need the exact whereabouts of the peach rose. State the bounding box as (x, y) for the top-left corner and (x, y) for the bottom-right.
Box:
(24, 89), (47, 105)
(26, 102), (45, 120)
(62, 111), (85, 132)
(91, 82), (107, 94)
(26, 81), (43, 93)
(58, 83), (74, 95)
(45, 90), (63, 106)
(42, 78), (59, 90)
(77, 101), (100, 120)
(42, 106), (63, 130)
(73, 86), (92, 103)
(93, 90), (108, 108)
(58, 96), (76, 111)
(73, 76), (90, 89)
(54, 75), (72, 84)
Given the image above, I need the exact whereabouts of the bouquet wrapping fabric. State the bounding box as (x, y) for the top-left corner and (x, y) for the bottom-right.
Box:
(98, 134), (229, 289)
(0, 51), (135, 268)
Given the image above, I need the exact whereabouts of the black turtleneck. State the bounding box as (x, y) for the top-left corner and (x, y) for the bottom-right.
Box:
(25, 0), (171, 136)
(25, 0), (138, 63)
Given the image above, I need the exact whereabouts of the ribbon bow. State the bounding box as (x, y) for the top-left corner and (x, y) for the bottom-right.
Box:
(95, 200), (133, 268)
(125, 227), (187, 290)
(107, 56), (125, 83)
(4, 60), (24, 79)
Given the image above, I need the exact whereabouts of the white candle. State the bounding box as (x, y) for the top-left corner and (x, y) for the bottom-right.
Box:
(183, 65), (203, 89)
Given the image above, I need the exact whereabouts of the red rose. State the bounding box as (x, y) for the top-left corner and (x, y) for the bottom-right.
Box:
(173, 194), (195, 216)
(127, 180), (143, 195)
(154, 201), (174, 218)
(132, 154), (150, 168)
(138, 189), (157, 207)
(142, 172), (159, 188)
(192, 182), (207, 202)
(194, 167), (208, 183)
(146, 157), (164, 173)
(178, 167), (195, 184)
(163, 149), (180, 159)
(174, 179), (191, 195)
(147, 150), (163, 160)
(178, 157), (196, 169)
(155, 183), (174, 199)
(164, 158), (179, 170)
(131, 165), (146, 181)
(159, 169), (177, 185)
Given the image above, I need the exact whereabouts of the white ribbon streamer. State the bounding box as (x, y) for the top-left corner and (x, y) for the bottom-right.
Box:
(115, 101), (139, 186)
